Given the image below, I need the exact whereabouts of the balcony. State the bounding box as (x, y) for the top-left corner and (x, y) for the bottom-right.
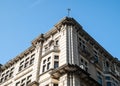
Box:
(104, 67), (116, 75)
(42, 45), (60, 57)
(50, 64), (101, 86)
(79, 64), (88, 72)
(79, 48), (91, 59)
(89, 56), (103, 71)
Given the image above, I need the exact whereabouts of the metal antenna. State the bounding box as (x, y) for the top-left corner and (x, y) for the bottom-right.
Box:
(67, 8), (71, 17)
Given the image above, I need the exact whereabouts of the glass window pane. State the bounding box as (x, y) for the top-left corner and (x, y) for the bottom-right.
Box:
(107, 82), (111, 86)
(54, 61), (59, 69)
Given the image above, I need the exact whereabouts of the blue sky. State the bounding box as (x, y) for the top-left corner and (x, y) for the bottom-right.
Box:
(0, 0), (120, 64)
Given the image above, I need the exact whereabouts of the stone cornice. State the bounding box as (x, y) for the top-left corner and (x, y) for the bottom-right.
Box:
(32, 33), (44, 46)
(56, 17), (118, 65)
(31, 27), (59, 46)
(50, 63), (101, 86)
(31, 17), (83, 46)
(77, 23), (120, 65)
(1, 46), (35, 71)
(55, 17), (83, 29)
(1, 17), (119, 72)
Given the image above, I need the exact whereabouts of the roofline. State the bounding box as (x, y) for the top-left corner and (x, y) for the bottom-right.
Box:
(1, 17), (120, 71)
(31, 17), (120, 65)
(1, 46), (35, 71)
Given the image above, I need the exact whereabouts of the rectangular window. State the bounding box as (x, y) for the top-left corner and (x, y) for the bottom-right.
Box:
(80, 58), (88, 72)
(54, 55), (59, 69)
(98, 76), (102, 85)
(16, 81), (20, 86)
(21, 78), (26, 84)
(42, 65), (46, 72)
(47, 62), (50, 70)
(15, 75), (32, 86)
(26, 80), (31, 85)
(31, 54), (35, 58)
(97, 72), (102, 85)
(2, 73), (5, 77)
(107, 82), (111, 86)
(93, 50), (99, 63)
(11, 67), (14, 71)
(20, 61), (24, 65)
(24, 62), (29, 68)
(55, 40), (59, 45)
(19, 65), (23, 71)
(48, 57), (51, 61)
(19, 61), (24, 71)
(6, 70), (9, 74)
(81, 58), (83, 63)
(25, 57), (29, 61)
(30, 58), (34, 65)
(4, 75), (8, 80)
(21, 83), (25, 86)
(27, 75), (32, 80)
(54, 84), (58, 86)
(0, 78), (4, 83)
(78, 37), (86, 50)
(9, 72), (13, 77)
(45, 46), (49, 52)
(85, 61), (87, 66)
(54, 61), (59, 69)
(43, 59), (46, 64)
(54, 55), (59, 59)
(94, 55), (98, 62)
(105, 76), (111, 80)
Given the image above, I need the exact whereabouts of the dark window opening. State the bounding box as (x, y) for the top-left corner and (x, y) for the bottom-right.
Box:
(54, 61), (59, 69)
(42, 65), (46, 72)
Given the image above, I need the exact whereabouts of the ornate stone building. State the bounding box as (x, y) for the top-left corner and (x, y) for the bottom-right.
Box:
(0, 17), (120, 86)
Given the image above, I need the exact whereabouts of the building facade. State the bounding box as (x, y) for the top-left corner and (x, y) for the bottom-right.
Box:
(0, 17), (120, 86)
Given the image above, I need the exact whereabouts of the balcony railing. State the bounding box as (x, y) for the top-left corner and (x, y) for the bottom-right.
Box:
(79, 64), (88, 72)
(104, 67), (116, 75)
(79, 48), (91, 59)
(42, 45), (60, 57)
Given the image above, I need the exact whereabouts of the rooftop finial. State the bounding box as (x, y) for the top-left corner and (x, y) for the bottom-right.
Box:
(67, 8), (71, 17)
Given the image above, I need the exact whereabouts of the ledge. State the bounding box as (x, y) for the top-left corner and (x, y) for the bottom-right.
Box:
(15, 68), (33, 81)
(28, 81), (39, 86)
(49, 64), (101, 86)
